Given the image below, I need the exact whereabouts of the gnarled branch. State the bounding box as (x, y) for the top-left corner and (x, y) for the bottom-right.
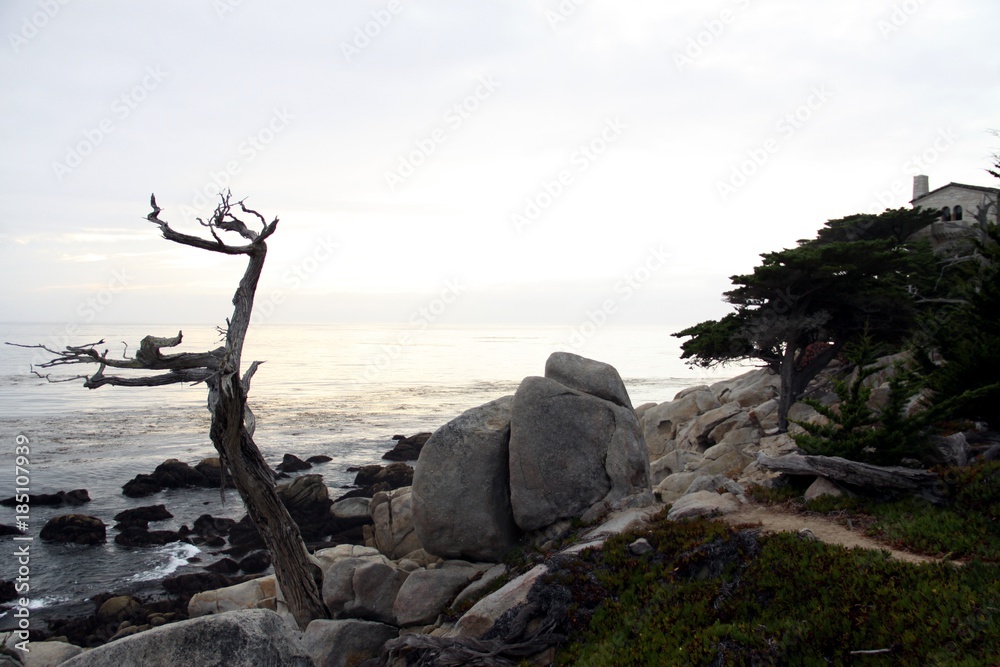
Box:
(147, 191), (278, 256)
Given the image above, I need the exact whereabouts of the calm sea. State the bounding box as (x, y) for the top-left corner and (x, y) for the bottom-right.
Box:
(0, 322), (739, 627)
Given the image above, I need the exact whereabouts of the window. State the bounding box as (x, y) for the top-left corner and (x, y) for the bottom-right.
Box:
(941, 207), (951, 221)
(953, 205), (963, 221)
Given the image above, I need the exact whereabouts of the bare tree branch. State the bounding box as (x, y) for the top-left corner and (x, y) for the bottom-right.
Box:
(83, 368), (216, 389)
(8, 193), (323, 629)
(147, 191), (276, 256)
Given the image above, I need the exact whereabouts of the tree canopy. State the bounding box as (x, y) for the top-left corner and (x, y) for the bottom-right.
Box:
(674, 207), (939, 431)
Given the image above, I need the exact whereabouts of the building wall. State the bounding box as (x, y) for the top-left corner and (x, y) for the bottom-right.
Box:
(915, 184), (998, 225)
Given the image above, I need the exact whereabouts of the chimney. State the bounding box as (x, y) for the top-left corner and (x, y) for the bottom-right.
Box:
(913, 174), (929, 201)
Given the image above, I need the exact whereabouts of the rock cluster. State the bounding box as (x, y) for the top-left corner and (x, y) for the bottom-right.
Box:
(121, 458), (224, 498)
(381, 432), (432, 461)
(412, 352), (653, 562)
(0, 489), (90, 507)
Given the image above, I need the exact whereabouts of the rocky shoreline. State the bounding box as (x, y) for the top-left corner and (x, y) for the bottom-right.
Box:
(1, 351), (994, 666)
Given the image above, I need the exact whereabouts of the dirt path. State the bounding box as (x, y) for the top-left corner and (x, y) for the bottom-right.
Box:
(718, 503), (943, 565)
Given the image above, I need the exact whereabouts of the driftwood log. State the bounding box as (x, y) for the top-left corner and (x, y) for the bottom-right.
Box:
(8, 193), (327, 629)
(756, 452), (944, 500)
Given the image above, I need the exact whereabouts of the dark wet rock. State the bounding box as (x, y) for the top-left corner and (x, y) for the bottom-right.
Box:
(193, 457), (233, 488)
(239, 551), (272, 574)
(40, 514), (107, 545)
(0, 524), (24, 537)
(114, 505), (173, 524)
(225, 516), (264, 556)
(277, 453), (312, 473)
(96, 596), (142, 625)
(334, 486), (380, 501)
(152, 459), (210, 487)
(122, 459), (213, 498)
(205, 558), (240, 575)
(192, 514), (236, 540)
(276, 474), (334, 541)
(226, 475), (340, 554)
(114, 526), (182, 547)
(353, 462), (413, 489)
(382, 432), (432, 461)
(162, 572), (237, 599)
(122, 475), (162, 498)
(114, 520), (148, 532)
(1, 489), (90, 507)
(306, 454), (332, 464)
(0, 579), (15, 603)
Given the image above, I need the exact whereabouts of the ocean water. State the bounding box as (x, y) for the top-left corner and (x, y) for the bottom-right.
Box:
(0, 322), (740, 628)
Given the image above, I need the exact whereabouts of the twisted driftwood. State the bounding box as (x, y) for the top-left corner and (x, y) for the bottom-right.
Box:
(8, 193), (327, 628)
(756, 452), (944, 500)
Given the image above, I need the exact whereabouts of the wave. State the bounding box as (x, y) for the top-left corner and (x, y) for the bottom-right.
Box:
(125, 543), (202, 583)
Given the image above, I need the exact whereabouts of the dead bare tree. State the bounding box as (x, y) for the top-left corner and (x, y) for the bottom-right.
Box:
(9, 193), (327, 629)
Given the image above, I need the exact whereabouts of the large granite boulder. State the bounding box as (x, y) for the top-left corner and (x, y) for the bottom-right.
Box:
(188, 576), (278, 617)
(641, 386), (722, 459)
(301, 619), (399, 667)
(392, 563), (481, 627)
(13, 639), (83, 666)
(508, 367), (650, 532)
(369, 487), (421, 560)
(544, 351), (633, 409)
(711, 368), (780, 408)
(412, 396), (519, 562)
(674, 402), (743, 452)
(447, 564), (550, 639)
(322, 557), (409, 625)
(60, 609), (311, 666)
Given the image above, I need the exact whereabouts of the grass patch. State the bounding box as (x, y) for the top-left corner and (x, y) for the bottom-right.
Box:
(554, 509), (1000, 665)
(753, 461), (1000, 562)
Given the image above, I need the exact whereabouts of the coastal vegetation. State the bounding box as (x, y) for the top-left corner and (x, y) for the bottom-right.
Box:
(551, 162), (1000, 664)
(673, 161), (1000, 437)
(553, 505), (1000, 666)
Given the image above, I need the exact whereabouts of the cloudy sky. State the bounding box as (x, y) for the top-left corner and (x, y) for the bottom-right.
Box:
(1, 0), (998, 330)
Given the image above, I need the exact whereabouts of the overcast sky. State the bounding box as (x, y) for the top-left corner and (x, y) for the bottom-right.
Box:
(1, 0), (998, 330)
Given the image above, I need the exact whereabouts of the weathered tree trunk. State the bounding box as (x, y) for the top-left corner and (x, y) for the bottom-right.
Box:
(777, 339), (844, 432)
(756, 452), (944, 499)
(11, 194), (329, 629)
(209, 374), (326, 629)
(777, 342), (797, 432)
(196, 197), (328, 629)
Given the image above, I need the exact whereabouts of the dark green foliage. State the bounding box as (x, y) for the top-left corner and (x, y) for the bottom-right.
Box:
(864, 496), (1000, 562)
(772, 461), (1000, 562)
(812, 207), (941, 245)
(554, 510), (1000, 665)
(791, 337), (929, 465)
(674, 208), (937, 431)
(919, 222), (1000, 427)
(941, 461), (1000, 525)
(672, 313), (753, 369)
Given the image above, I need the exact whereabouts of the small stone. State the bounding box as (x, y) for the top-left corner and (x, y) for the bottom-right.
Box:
(276, 453), (312, 473)
(627, 538), (653, 556)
